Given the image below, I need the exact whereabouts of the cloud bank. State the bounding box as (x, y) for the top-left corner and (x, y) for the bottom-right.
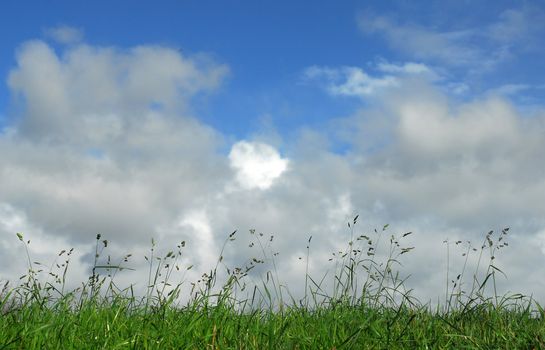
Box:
(2, 36), (545, 306)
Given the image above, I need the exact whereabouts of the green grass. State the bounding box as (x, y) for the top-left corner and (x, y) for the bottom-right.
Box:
(1, 219), (544, 349)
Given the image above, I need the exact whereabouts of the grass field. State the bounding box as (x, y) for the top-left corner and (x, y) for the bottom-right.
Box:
(1, 219), (544, 349)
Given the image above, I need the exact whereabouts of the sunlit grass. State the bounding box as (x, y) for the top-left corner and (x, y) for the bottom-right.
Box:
(1, 218), (544, 349)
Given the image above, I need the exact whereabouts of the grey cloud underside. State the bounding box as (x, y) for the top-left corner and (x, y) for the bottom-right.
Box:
(1, 39), (545, 304)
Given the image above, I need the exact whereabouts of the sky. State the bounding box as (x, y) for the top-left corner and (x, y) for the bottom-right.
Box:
(1, 0), (545, 307)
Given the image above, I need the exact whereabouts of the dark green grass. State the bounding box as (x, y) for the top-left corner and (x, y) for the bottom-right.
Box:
(1, 220), (544, 349)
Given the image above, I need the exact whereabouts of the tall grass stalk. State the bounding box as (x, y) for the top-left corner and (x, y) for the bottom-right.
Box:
(1, 220), (543, 349)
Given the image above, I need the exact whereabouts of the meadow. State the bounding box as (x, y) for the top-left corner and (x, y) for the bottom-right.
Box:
(1, 217), (544, 349)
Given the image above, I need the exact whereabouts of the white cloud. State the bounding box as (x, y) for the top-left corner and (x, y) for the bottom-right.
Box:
(304, 66), (398, 97)
(330, 67), (398, 96)
(303, 65), (339, 80)
(487, 7), (545, 45)
(229, 141), (289, 190)
(358, 7), (545, 70)
(342, 87), (545, 302)
(446, 82), (470, 95)
(487, 84), (531, 97)
(2, 40), (230, 261)
(534, 229), (545, 256)
(303, 61), (450, 98)
(0, 202), (90, 287)
(44, 25), (84, 44)
(376, 61), (434, 76)
(2, 37), (545, 307)
(396, 97), (521, 158)
(358, 14), (479, 67)
(7, 41), (229, 145)
(345, 83), (545, 231)
(178, 209), (218, 269)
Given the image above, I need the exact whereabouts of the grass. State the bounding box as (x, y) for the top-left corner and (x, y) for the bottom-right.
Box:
(1, 217), (544, 349)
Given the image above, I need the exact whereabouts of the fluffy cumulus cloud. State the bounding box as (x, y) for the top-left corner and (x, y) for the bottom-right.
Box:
(7, 40), (228, 144)
(229, 141), (289, 190)
(333, 82), (545, 302)
(2, 36), (545, 307)
(1, 38), (232, 288)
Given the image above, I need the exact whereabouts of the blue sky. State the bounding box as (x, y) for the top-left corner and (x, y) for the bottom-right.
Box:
(2, 0), (543, 139)
(0, 0), (365, 137)
(1, 1), (545, 305)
